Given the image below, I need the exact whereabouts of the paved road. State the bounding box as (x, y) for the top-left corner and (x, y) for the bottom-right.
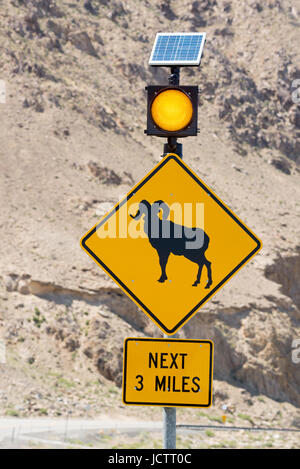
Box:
(0, 416), (163, 448)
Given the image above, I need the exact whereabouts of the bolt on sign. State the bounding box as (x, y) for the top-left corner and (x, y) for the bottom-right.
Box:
(123, 338), (213, 407)
(80, 153), (262, 335)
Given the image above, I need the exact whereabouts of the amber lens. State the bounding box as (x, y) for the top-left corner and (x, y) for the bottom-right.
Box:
(151, 89), (193, 132)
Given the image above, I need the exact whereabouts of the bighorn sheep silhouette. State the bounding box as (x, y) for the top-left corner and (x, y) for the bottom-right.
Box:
(130, 200), (212, 288)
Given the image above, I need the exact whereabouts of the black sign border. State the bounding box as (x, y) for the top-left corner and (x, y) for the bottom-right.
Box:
(122, 337), (214, 408)
(81, 154), (262, 334)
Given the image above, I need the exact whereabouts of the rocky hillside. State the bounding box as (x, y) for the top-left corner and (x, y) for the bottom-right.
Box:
(0, 0), (299, 429)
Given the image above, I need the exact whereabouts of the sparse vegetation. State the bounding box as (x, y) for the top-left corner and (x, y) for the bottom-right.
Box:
(56, 377), (75, 388)
(32, 308), (46, 328)
(238, 413), (255, 425)
(207, 415), (223, 424)
(5, 408), (19, 417)
(0, 0), (299, 451)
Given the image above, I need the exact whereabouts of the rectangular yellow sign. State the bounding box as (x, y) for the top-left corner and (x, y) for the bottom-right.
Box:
(123, 338), (213, 407)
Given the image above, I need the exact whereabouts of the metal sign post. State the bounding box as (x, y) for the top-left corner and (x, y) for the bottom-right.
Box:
(161, 65), (181, 449)
(163, 406), (177, 449)
(163, 332), (176, 449)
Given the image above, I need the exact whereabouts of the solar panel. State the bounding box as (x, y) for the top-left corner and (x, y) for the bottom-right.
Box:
(149, 32), (206, 66)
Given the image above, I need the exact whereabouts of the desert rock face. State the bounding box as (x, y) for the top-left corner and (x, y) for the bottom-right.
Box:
(0, 0), (299, 422)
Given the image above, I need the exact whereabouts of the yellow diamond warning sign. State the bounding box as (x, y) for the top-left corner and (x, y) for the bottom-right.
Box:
(122, 338), (213, 408)
(80, 153), (262, 335)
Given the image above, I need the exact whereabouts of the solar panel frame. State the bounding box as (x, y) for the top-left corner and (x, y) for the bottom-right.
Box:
(149, 32), (206, 66)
